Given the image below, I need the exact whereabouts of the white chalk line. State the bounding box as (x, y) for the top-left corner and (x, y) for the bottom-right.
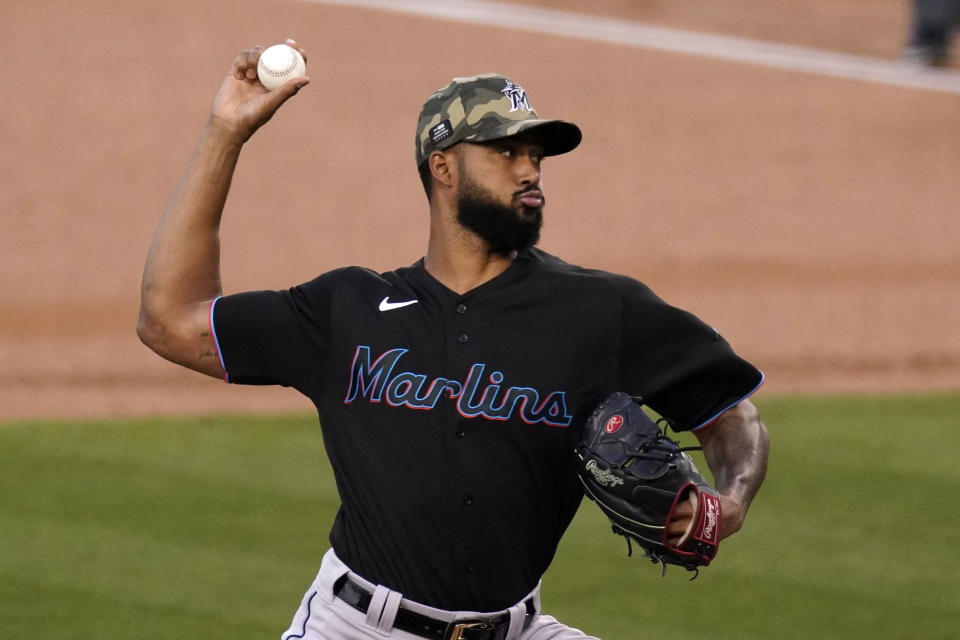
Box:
(305, 0), (960, 96)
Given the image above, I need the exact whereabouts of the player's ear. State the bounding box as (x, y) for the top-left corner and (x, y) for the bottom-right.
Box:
(429, 150), (456, 189)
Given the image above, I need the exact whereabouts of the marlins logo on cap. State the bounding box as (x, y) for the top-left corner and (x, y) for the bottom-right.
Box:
(414, 73), (581, 166)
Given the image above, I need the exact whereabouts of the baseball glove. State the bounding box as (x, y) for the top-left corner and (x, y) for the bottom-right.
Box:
(575, 392), (722, 576)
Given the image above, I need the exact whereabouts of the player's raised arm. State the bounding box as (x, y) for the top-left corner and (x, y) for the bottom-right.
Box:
(137, 42), (310, 378)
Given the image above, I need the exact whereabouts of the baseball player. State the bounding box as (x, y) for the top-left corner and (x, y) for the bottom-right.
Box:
(138, 41), (770, 640)
(903, 0), (960, 66)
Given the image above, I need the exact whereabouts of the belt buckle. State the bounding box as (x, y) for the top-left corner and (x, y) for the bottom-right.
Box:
(447, 619), (496, 640)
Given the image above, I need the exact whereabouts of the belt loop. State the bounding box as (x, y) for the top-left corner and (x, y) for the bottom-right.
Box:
(377, 590), (403, 634)
(364, 585), (389, 630)
(531, 586), (543, 616)
(317, 548), (348, 605)
(505, 601), (527, 639)
(364, 584), (404, 636)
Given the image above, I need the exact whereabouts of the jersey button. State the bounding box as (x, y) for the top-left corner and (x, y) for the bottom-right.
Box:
(458, 333), (469, 344)
(456, 303), (468, 315)
(462, 494), (474, 505)
(456, 429), (466, 438)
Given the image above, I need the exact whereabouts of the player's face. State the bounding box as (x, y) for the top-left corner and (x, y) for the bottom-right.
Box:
(455, 137), (546, 255)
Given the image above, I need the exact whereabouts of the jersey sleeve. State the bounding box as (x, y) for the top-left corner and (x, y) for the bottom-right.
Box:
(211, 274), (334, 392)
(616, 276), (764, 431)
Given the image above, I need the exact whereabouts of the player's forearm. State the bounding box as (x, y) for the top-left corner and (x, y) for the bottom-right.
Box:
(138, 123), (243, 360)
(142, 124), (241, 301)
(696, 399), (770, 538)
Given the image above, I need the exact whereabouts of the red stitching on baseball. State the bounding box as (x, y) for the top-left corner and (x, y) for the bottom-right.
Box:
(260, 50), (301, 77)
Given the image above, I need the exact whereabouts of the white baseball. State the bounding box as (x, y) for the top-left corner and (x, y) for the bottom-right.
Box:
(257, 44), (307, 90)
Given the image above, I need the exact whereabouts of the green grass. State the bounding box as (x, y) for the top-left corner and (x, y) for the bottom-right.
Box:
(2, 394), (959, 638)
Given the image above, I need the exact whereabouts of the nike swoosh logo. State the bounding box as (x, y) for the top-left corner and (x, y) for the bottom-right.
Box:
(379, 297), (419, 312)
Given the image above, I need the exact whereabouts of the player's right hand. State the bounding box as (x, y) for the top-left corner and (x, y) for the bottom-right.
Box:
(208, 40), (310, 143)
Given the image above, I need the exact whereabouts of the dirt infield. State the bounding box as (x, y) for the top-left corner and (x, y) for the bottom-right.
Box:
(3, 0), (958, 419)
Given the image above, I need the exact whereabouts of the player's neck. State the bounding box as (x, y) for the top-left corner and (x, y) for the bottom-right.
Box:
(424, 222), (515, 295)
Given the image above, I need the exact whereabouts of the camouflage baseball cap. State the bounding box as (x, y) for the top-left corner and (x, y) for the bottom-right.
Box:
(414, 73), (582, 166)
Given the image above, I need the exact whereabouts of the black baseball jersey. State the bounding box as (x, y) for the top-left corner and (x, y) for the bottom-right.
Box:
(211, 248), (763, 611)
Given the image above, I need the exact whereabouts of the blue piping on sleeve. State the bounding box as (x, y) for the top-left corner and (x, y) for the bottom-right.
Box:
(690, 371), (765, 431)
(209, 297), (230, 383)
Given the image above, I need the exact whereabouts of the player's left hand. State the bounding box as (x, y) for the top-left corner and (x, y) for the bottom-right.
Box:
(668, 494), (746, 544)
(665, 497), (695, 546)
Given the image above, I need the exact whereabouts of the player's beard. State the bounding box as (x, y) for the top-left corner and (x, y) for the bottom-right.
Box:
(456, 173), (543, 256)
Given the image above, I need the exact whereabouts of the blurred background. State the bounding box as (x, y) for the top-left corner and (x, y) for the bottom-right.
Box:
(2, 2), (959, 639)
(2, 0), (958, 418)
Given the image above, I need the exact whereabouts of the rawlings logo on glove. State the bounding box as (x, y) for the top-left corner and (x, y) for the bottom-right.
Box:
(575, 392), (721, 576)
(584, 459), (624, 487)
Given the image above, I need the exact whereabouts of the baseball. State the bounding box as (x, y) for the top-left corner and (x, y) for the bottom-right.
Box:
(257, 43), (307, 90)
